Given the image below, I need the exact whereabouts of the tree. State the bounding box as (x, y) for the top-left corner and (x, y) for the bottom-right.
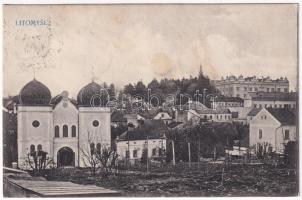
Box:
(95, 144), (118, 176)
(80, 132), (100, 176)
(21, 150), (55, 176)
(108, 83), (116, 98)
(124, 84), (135, 96)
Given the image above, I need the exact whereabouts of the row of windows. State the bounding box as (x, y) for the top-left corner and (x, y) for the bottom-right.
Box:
(125, 148), (164, 158)
(32, 120), (100, 129)
(30, 144), (42, 153)
(235, 87), (288, 93)
(55, 125), (76, 138)
(258, 129), (290, 140)
(202, 115), (231, 120)
(90, 143), (102, 155)
(253, 104), (296, 109)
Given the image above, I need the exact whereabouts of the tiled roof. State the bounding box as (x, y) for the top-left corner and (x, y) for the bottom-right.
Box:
(249, 92), (296, 101)
(247, 108), (262, 116)
(267, 108), (296, 125)
(216, 96), (243, 102)
(118, 120), (168, 141)
(195, 108), (231, 114)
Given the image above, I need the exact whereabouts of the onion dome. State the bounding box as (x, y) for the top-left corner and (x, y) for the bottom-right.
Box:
(19, 79), (51, 106)
(77, 81), (109, 107)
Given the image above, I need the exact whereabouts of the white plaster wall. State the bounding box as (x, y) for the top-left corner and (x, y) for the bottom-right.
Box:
(117, 139), (166, 160)
(17, 106), (53, 168)
(249, 109), (281, 151)
(78, 107), (111, 167)
(53, 99), (79, 138)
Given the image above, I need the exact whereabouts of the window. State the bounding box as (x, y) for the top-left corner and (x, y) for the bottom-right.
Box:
(244, 94), (246, 98)
(96, 143), (101, 154)
(32, 120), (40, 128)
(152, 148), (156, 156)
(90, 143), (95, 155)
(284, 130), (290, 140)
(92, 120), (99, 127)
(236, 87), (240, 91)
(37, 144), (42, 151)
(277, 88), (281, 92)
(161, 113), (164, 118)
(55, 126), (59, 138)
(266, 88), (270, 92)
(30, 145), (35, 154)
(63, 125), (68, 137)
(271, 88), (275, 92)
(244, 87), (247, 91)
(259, 129), (262, 139)
(254, 87), (258, 92)
(72, 125), (76, 137)
(126, 150), (130, 158)
(133, 150), (138, 158)
(284, 88), (288, 93)
(249, 87), (252, 91)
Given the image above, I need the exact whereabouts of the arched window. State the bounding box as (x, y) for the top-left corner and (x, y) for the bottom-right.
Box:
(55, 126), (59, 138)
(71, 125), (76, 137)
(30, 144), (35, 154)
(37, 144), (42, 151)
(259, 129), (262, 139)
(96, 143), (101, 154)
(63, 125), (68, 137)
(90, 143), (95, 155)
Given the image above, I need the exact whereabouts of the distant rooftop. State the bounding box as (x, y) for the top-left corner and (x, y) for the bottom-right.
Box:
(248, 92), (296, 101)
(215, 75), (289, 83)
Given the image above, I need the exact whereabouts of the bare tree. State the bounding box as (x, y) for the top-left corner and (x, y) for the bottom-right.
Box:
(80, 132), (100, 176)
(21, 150), (55, 175)
(95, 144), (118, 176)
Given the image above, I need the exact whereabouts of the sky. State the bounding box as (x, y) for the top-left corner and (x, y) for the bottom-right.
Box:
(3, 4), (298, 98)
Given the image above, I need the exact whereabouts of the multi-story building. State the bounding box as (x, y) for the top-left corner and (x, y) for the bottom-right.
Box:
(16, 79), (111, 168)
(244, 92), (297, 109)
(212, 75), (289, 99)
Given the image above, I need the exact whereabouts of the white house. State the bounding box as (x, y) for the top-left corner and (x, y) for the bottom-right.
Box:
(17, 79), (111, 168)
(187, 108), (232, 124)
(116, 120), (167, 163)
(249, 107), (296, 154)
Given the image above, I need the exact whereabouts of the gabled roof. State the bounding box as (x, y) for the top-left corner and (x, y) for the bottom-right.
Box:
(50, 95), (78, 108)
(247, 108), (262, 116)
(266, 108), (296, 125)
(118, 120), (168, 141)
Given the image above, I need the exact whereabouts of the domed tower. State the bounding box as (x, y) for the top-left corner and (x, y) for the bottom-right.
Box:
(17, 79), (54, 168)
(77, 81), (111, 167)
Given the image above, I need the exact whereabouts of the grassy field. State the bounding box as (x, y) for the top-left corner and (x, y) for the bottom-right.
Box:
(46, 163), (298, 197)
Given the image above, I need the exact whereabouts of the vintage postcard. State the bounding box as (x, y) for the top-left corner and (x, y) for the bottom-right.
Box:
(2, 2), (299, 197)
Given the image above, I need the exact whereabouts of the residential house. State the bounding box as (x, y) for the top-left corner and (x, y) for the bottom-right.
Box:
(249, 108), (296, 154)
(116, 120), (167, 163)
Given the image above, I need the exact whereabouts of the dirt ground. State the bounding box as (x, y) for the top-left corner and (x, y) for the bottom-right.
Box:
(47, 163), (298, 197)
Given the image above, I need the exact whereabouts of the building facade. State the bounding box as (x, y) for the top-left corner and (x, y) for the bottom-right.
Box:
(249, 108), (296, 154)
(17, 79), (111, 168)
(212, 75), (289, 99)
(244, 92), (297, 109)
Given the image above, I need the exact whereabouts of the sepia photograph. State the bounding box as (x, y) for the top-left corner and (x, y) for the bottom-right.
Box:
(2, 2), (299, 197)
